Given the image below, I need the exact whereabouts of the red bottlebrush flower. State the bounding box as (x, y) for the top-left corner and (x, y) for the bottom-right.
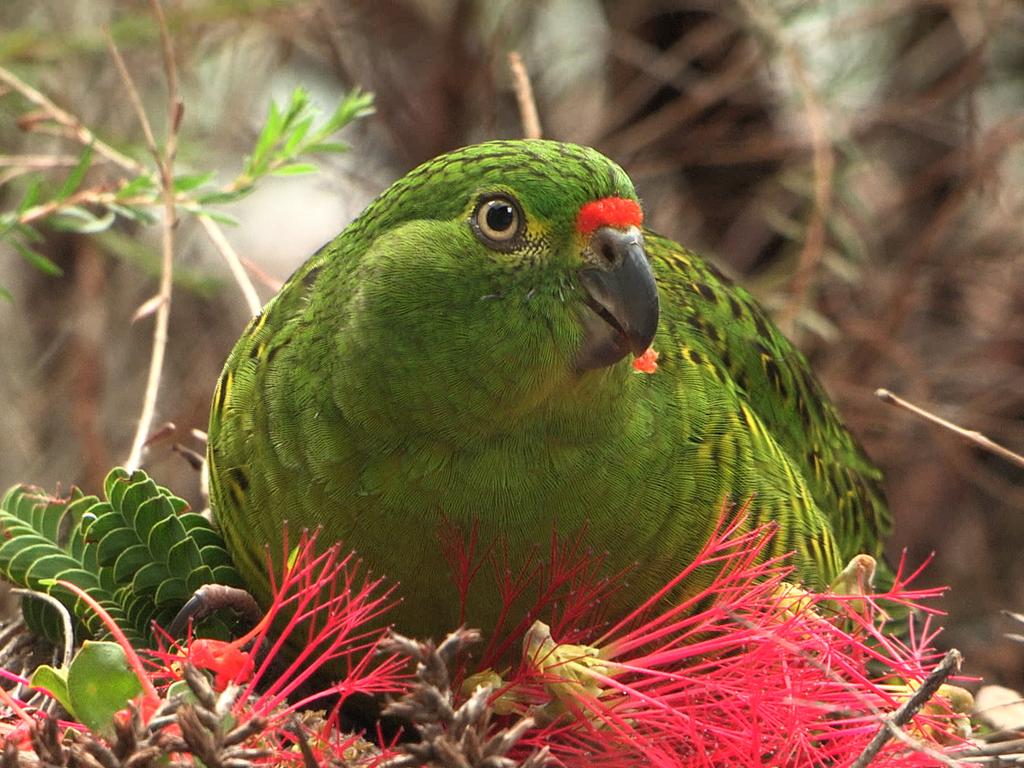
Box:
(632, 346), (659, 373)
(3, 529), (408, 767)
(219, 531), (410, 764)
(439, 508), (968, 767)
(144, 529), (409, 764)
(187, 638), (254, 690)
(437, 518), (625, 676)
(240, 530), (407, 714)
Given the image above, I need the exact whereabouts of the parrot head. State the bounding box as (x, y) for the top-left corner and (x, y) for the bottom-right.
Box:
(330, 140), (660, 435)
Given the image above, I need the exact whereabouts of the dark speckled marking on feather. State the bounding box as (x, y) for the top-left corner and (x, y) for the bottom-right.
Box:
(303, 265), (323, 288)
(695, 282), (717, 303)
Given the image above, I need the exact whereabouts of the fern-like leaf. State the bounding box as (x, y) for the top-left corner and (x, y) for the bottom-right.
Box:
(0, 468), (243, 646)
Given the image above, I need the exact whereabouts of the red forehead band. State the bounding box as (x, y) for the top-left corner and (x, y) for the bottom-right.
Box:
(576, 197), (644, 234)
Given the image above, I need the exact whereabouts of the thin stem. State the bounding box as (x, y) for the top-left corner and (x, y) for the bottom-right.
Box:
(104, 20), (179, 471)
(877, 388), (1024, 470)
(508, 51), (543, 140)
(2, 62), (268, 313)
(55, 580), (161, 703)
(198, 215), (262, 315)
(16, 187), (150, 226)
(738, 0), (835, 333)
(0, 153), (82, 168)
(0, 64), (146, 175)
(850, 649), (963, 768)
(11, 588), (74, 668)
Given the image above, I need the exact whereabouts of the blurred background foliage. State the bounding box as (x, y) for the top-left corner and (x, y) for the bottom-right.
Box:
(0, 0), (1021, 688)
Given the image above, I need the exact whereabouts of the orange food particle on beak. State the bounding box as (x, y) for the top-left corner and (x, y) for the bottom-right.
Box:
(632, 347), (659, 374)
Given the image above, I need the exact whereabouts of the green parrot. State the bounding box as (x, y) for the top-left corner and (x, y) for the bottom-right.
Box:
(207, 139), (889, 639)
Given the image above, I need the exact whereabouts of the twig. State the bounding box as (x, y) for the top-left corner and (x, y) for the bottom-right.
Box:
(15, 186), (149, 226)
(106, 9), (181, 472)
(738, 0), (835, 333)
(238, 253), (284, 293)
(2, 62), (269, 316)
(0, 153), (82, 168)
(850, 649), (963, 768)
(954, 737), (1024, 759)
(876, 388), (1024, 470)
(0, 65), (146, 176)
(508, 51), (542, 140)
(198, 215), (262, 315)
(730, 610), (962, 766)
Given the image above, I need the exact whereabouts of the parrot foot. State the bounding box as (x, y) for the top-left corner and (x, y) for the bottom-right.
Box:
(167, 583), (262, 637)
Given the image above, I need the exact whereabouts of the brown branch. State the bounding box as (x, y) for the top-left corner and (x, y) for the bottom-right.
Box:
(105, 11), (180, 472)
(850, 649), (963, 768)
(876, 388), (1024, 470)
(777, 54), (833, 333)
(15, 186), (146, 226)
(737, 0), (835, 334)
(953, 737), (1024, 760)
(508, 51), (542, 140)
(198, 216), (262, 315)
(0, 65), (145, 175)
(729, 609), (962, 766)
(1, 60), (265, 319)
(0, 153), (82, 168)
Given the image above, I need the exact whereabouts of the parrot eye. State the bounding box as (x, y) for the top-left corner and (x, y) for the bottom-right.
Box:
(472, 195), (523, 249)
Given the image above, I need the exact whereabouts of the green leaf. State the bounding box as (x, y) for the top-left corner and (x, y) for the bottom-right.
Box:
(112, 544), (152, 584)
(5, 541), (62, 582)
(283, 115), (314, 155)
(66, 641), (143, 735)
(271, 162), (317, 177)
(105, 202), (159, 225)
(30, 665), (73, 715)
(304, 141), (350, 155)
(147, 513), (188, 558)
(131, 561), (171, 594)
(185, 564), (216, 593)
(17, 179), (43, 213)
(132, 495), (174, 538)
(49, 207), (117, 235)
(153, 578), (188, 606)
(192, 208), (238, 226)
(13, 239), (63, 276)
(24, 552), (88, 584)
(1, 468), (242, 648)
(97, 528), (141, 566)
(103, 468), (131, 500)
(121, 477), (160, 524)
(57, 145), (95, 201)
(173, 171), (217, 193)
(322, 88), (375, 134)
(167, 536), (203, 573)
(116, 173), (159, 199)
(194, 189), (248, 205)
(250, 97), (287, 172)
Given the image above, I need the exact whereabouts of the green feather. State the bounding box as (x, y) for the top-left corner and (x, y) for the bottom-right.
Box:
(208, 140), (889, 638)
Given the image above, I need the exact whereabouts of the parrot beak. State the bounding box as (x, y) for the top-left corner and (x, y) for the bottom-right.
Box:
(577, 226), (660, 370)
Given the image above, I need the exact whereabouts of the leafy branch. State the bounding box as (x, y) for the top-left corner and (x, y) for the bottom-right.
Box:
(0, 13), (372, 468)
(0, 74), (372, 304)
